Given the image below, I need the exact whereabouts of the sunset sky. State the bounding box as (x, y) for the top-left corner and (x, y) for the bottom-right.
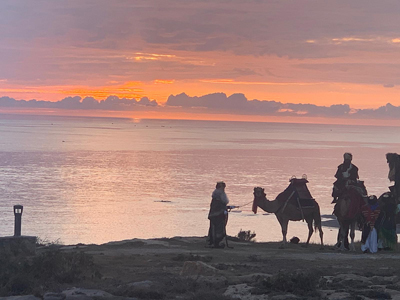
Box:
(1, 0), (400, 122)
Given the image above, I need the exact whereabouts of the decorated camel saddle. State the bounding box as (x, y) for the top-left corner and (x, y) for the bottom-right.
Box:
(275, 177), (316, 209)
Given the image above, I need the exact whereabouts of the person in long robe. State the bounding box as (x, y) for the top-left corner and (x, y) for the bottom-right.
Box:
(207, 181), (229, 248)
(386, 153), (400, 203)
(332, 152), (360, 203)
(361, 195), (381, 253)
(377, 192), (398, 250)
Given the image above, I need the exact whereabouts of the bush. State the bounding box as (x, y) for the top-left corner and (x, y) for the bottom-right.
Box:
(36, 237), (63, 247)
(0, 249), (99, 296)
(236, 229), (256, 242)
(256, 270), (321, 296)
(30, 249), (96, 283)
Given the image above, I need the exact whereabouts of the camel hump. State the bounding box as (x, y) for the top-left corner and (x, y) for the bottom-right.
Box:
(289, 178), (314, 202)
(276, 178), (316, 208)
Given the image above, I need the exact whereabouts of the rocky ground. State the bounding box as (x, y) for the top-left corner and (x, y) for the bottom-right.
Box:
(3, 237), (400, 300)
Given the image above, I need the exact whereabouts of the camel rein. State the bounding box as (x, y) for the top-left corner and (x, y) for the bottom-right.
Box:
(228, 200), (254, 211)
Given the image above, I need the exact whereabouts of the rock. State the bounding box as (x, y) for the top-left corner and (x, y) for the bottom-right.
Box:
(319, 290), (336, 298)
(231, 273), (272, 284)
(384, 288), (400, 298)
(196, 275), (227, 288)
(0, 296), (40, 300)
(369, 284), (386, 290)
(327, 292), (353, 300)
(224, 283), (268, 300)
(321, 276), (334, 284)
(127, 280), (153, 289)
(43, 293), (66, 300)
(355, 296), (374, 300)
(62, 288), (113, 300)
(371, 275), (399, 284)
(180, 261), (218, 276)
(270, 294), (298, 300)
(334, 274), (371, 283)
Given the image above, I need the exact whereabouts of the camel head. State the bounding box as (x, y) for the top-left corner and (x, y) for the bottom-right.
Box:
(253, 187), (266, 199)
(252, 187), (267, 214)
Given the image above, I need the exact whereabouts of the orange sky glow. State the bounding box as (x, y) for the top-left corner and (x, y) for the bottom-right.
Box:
(1, 1), (400, 124)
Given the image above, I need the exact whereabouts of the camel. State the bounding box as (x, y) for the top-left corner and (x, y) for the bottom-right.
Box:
(333, 186), (366, 251)
(252, 186), (323, 248)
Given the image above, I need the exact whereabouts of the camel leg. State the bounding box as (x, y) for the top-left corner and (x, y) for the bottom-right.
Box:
(339, 224), (349, 251)
(349, 221), (356, 251)
(318, 225), (324, 249)
(312, 209), (324, 248)
(278, 216), (288, 248)
(334, 225), (342, 248)
(304, 219), (314, 247)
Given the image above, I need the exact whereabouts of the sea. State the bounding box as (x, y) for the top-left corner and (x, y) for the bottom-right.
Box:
(0, 114), (399, 246)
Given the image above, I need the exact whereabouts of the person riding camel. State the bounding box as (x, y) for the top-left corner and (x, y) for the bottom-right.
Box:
(332, 152), (365, 203)
(207, 181), (229, 248)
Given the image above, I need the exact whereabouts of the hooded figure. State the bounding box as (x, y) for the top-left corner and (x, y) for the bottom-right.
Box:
(207, 181), (229, 248)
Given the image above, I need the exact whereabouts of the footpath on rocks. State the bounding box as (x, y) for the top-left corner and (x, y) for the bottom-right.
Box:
(2, 237), (400, 300)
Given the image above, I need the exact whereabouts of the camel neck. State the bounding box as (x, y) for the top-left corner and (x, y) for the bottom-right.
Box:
(256, 196), (281, 213)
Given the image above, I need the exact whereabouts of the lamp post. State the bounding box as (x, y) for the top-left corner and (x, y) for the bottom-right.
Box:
(13, 205), (23, 237)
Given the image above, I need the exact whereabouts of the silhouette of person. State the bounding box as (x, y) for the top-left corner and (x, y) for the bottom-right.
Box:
(376, 192), (398, 250)
(207, 181), (229, 248)
(386, 153), (400, 203)
(332, 152), (359, 203)
(361, 195), (381, 253)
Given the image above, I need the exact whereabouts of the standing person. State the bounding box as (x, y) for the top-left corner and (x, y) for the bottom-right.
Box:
(361, 195), (381, 253)
(332, 152), (359, 203)
(377, 192), (398, 251)
(207, 181), (229, 248)
(386, 153), (400, 203)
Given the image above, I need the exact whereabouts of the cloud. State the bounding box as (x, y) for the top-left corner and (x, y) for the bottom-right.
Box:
(0, 95), (158, 111)
(165, 92), (352, 117)
(165, 92), (400, 120)
(3, 92), (400, 120)
(293, 63), (400, 86)
(3, 0), (400, 93)
(356, 103), (400, 119)
(138, 1), (400, 59)
(383, 83), (395, 88)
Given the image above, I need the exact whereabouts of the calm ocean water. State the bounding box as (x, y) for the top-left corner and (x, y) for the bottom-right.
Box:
(0, 114), (399, 245)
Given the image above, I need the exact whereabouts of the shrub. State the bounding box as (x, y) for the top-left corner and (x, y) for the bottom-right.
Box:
(236, 229), (256, 242)
(0, 249), (99, 296)
(256, 270), (321, 296)
(36, 237), (63, 247)
(30, 249), (96, 283)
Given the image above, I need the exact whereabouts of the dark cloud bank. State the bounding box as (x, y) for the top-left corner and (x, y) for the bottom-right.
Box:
(1, 93), (399, 120)
(0, 96), (158, 110)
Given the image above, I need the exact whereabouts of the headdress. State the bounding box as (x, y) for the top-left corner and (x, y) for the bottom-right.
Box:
(343, 152), (352, 161)
(216, 181), (226, 189)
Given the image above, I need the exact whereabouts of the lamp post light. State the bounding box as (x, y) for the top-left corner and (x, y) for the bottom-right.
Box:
(13, 205), (23, 237)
